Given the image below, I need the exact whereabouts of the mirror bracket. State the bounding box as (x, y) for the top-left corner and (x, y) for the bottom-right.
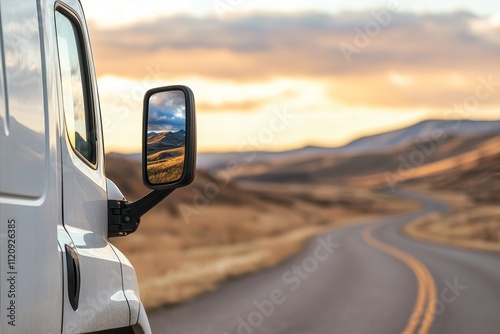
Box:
(108, 189), (174, 238)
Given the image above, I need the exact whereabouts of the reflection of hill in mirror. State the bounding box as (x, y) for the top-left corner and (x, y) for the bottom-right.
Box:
(146, 129), (186, 183)
(147, 130), (186, 161)
(147, 130), (185, 147)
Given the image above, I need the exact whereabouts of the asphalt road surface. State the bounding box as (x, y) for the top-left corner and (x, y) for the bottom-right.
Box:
(149, 191), (500, 334)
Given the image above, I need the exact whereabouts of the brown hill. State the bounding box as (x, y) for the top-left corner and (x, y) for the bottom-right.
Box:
(236, 132), (500, 187)
(400, 135), (500, 204)
(342, 132), (500, 253)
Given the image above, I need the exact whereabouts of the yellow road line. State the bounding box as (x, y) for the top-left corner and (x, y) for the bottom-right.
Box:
(361, 225), (437, 334)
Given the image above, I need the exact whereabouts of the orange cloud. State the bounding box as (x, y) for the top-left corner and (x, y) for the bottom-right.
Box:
(328, 71), (500, 110)
(197, 99), (273, 113)
(88, 12), (500, 110)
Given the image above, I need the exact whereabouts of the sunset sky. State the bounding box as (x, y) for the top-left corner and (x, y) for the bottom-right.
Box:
(80, 0), (500, 153)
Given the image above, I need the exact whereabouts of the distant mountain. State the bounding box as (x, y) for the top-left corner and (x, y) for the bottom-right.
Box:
(148, 130), (185, 145)
(236, 131), (500, 184)
(147, 130), (186, 155)
(198, 120), (500, 169)
(339, 120), (500, 153)
(113, 120), (500, 169)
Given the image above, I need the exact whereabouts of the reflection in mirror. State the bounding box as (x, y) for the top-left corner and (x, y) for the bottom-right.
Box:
(146, 90), (187, 185)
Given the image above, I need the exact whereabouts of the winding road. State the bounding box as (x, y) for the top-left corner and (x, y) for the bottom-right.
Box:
(149, 191), (500, 334)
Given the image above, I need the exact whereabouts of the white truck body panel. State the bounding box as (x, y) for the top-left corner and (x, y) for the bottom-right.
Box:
(0, 0), (152, 332)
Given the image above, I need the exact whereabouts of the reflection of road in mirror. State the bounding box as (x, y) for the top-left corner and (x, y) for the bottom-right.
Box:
(147, 90), (187, 184)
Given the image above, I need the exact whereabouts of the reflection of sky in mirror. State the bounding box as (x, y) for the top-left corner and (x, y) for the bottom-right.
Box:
(148, 91), (186, 133)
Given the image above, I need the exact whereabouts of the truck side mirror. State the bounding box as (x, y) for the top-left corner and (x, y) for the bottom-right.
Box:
(142, 86), (196, 190)
(108, 85), (197, 238)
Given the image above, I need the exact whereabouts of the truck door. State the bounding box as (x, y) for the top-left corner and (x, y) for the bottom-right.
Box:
(0, 0), (63, 332)
(53, 1), (130, 332)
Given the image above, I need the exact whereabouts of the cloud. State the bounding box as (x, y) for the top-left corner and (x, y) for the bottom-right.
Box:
(148, 90), (186, 132)
(88, 11), (500, 110)
(196, 90), (296, 112)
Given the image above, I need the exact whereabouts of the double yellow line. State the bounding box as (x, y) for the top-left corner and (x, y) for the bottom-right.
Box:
(362, 225), (437, 334)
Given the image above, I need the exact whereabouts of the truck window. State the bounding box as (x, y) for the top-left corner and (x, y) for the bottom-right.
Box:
(55, 10), (96, 165)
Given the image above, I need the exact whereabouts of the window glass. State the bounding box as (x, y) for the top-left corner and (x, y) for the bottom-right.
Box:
(55, 11), (95, 164)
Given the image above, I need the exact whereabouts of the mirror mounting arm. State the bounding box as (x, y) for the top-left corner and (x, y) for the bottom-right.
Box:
(108, 189), (174, 238)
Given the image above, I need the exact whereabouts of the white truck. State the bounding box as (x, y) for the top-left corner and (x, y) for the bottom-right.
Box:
(0, 0), (197, 333)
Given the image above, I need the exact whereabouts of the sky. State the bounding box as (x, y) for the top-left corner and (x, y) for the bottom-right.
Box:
(80, 0), (500, 153)
(148, 90), (187, 133)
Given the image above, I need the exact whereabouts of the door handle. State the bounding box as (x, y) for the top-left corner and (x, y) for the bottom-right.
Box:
(65, 244), (81, 311)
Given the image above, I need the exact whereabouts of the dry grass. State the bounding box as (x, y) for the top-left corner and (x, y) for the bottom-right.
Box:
(399, 138), (500, 252)
(129, 224), (345, 310)
(147, 147), (184, 162)
(147, 148), (185, 184)
(106, 154), (419, 310)
(405, 206), (500, 252)
(120, 194), (415, 311)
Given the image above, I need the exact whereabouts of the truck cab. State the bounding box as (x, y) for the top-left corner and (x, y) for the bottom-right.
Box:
(0, 0), (196, 332)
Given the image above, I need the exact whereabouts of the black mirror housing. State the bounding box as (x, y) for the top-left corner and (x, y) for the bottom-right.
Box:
(108, 85), (197, 238)
(142, 85), (197, 190)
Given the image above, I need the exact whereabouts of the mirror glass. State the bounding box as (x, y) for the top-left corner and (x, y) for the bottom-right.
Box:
(146, 90), (187, 185)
